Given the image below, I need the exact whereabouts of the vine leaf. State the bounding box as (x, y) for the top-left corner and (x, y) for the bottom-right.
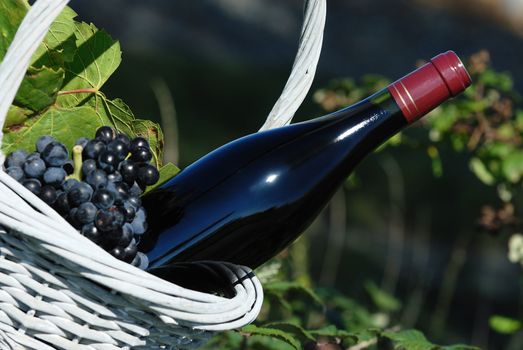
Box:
(0, 0), (28, 59)
(241, 324), (301, 350)
(381, 329), (480, 350)
(14, 66), (64, 111)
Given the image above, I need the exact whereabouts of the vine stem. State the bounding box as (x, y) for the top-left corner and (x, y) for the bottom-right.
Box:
(66, 145), (83, 181)
(57, 88), (98, 96)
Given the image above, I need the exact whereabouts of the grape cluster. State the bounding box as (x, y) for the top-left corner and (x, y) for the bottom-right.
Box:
(3, 126), (160, 269)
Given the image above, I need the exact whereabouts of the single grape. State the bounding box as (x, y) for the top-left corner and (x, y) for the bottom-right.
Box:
(100, 227), (123, 250)
(106, 181), (129, 204)
(5, 150), (28, 168)
(53, 192), (70, 215)
(67, 182), (93, 207)
(82, 140), (106, 160)
(86, 169), (108, 190)
(131, 252), (149, 269)
(95, 207), (123, 232)
(6, 166), (24, 181)
(75, 202), (97, 224)
(42, 142), (69, 167)
(68, 208), (81, 228)
(137, 164), (160, 188)
(118, 223), (134, 247)
(95, 126), (115, 143)
(115, 133), (131, 148)
(121, 201), (136, 222)
(40, 185), (57, 204)
(110, 246), (126, 259)
(82, 159), (97, 177)
(127, 195), (141, 209)
(62, 160), (74, 175)
(130, 137), (149, 152)
(97, 150), (119, 173)
(119, 160), (138, 185)
(107, 139), (129, 161)
(36, 135), (56, 153)
(23, 157), (46, 178)
(128, 183), (143, 197)
(81, 223), (102, 243)
(130, 208), (147, 235)
(123, 238), (138, 263)
(92, 189), (115, 209)
(107, 171), (122, 183)
(75, 137), (90, 148)
(130, 147), (152, 164)
(26, 152), (41, 162)
(22, 179), (41, 195)
(62, 178), (79, 192)
(43, 167), (66, 187)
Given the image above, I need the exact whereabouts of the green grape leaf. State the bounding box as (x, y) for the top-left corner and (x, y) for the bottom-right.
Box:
(14, 66), (64, 111)
(381, 329), (480, 350)
(144, 162), (180, 194)
(501, 151), (523, 183)
(261, 322), (316, 344)
(364, 280), (401, 312)
(4, 105), (32, 130)
(241, 324), (301, 350)
(0, 0), (28, 59)
(489, 315), (522, 334)
(31, 6), (77, 69)
(57, 21), (121, 108)
(2, 106), (107, 154)
(264, 281), (323, 307)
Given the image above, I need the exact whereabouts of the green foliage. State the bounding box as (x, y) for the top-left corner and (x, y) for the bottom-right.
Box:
(489, 315), (522, 334)
(381, 330), (479, 350)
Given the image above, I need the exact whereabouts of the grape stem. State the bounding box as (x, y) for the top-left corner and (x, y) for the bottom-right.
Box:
(57, 88), (98, 96)
(66, 145), (83, 181)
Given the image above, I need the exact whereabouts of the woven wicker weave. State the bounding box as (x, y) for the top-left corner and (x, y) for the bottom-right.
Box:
(0, 0), (326, 348)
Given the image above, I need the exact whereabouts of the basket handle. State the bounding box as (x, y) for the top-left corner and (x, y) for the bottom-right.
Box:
(0, 0), (326, 163)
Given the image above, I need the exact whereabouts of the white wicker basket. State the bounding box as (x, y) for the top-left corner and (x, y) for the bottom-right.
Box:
(0, 0), (326, 348)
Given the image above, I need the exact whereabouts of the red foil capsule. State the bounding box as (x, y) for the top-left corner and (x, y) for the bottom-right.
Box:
(388, 50), (472, 123)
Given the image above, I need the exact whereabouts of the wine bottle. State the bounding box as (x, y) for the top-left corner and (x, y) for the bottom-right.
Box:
(139, 51), (471, 270)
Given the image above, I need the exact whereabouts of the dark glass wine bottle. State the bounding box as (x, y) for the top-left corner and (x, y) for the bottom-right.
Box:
(139, 51), (471, 270)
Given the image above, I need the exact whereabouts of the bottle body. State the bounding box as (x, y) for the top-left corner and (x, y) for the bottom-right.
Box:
(139, 51), (472, 270)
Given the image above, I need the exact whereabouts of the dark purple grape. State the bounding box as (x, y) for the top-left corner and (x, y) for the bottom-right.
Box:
(128, 183), (143, 197)
(82, 159), (97, 177)
(115, 133), (131, 148)
(137, 164), (160, 188)
(123, 243), (138, 263)
(107, 140), (129, 161)
(130, 208), (147, 235)
(6, 166), (24, 181)
(130, 147), (152, 164)
(75, 202), (97, 224)
(97, 150), (119, 173)
(86, 169), (108, 190)
(36, 135), (56, 153)
(75, 137), (89, 148)
(62, 160), (74, 175)
(54, 192), (70, 215)
(62, 178), (79, 192)
(67, 182), (93, 207)
(119, 160), (138, 185)
(43, 167), (66, 187)
(68, 208), (82, 229)
(131, 252), (148, 269)
(107, 171), (122, 183)
(92, 189), (115, 209)
(95, 207), (124, 232)
(95, 126), (115, 143)
(127, 196), (141, 209)
(5, 150), (28, 168)
(42, 142), (69, 167)
(82, 140), (106, 160)
(110, 246), (126, 259)
(24, 157), (46, 178)
(39, 185), (57, 204)
(26, 152), (41, 162)
(118, 224), (134, 247)
(81, 223), (102, 243)
(130, 137), (149, 152)
(22, 179), (41, 195)
(106, 181), (129, 204)
(121, 201), (136, 222)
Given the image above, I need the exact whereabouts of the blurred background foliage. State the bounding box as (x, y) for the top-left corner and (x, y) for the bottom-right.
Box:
(70, 1), (523, 349)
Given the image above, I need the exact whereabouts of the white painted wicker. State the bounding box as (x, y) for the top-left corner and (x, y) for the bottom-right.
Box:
(0, 0), (326, 348)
